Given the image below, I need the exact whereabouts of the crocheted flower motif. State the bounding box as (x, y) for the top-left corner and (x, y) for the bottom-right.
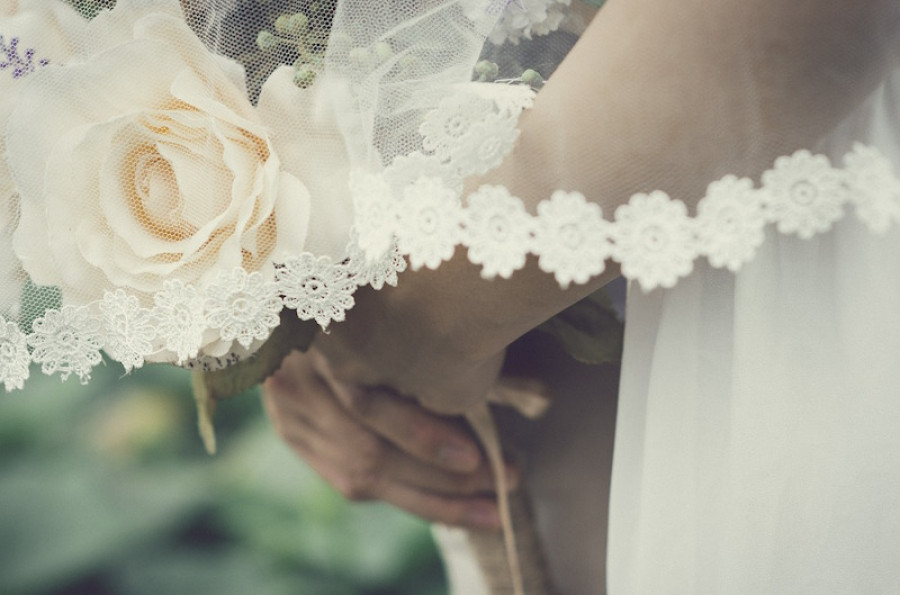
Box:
(277, 253), (356, 329)
(419, 93), (494, 161)
(612, 191), (696, 291)
(346, 234), (408, 291)
(205, 269), (282, 349)
(761, 150), (847, 239)
(351, 172), (397, 261)
(695, 176), (766, 272)
(450, 112), (520, 177)
(463, 185), (532, 279)
(152, 280), (207, 365)
(28, 305), (103, 383)
(0, 316), (29, 391)
(99, 289), (156, 373)
(396, 177), (463, 270)
(533, 190), (609, 289)
(844, 143), (900, 234)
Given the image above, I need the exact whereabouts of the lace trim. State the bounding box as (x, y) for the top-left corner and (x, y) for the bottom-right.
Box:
(0, 241), (407, 388)
(353, 85), (900, 291)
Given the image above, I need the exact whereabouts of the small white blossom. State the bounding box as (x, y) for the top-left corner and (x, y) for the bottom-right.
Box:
(420, 93), (494, 161)
(395, 177), (463, 270)
(695, 176), (766, 272)
(152, 280), (207, 365)
(0, 316), (29, 391)
(205, 268), (283, 349)
(277, 253), (356, 329)
(462, 0), (573, 45)
(99, 289), (156, 373)
(533, 190), (610, 288)
(761, 150), (847, 239)
(463, 185), (532, 279)
(844, 143), (900, 234)
(28, 305), (103, 383)
(346, 233), (407, 291)
(612, 191), (697, 291)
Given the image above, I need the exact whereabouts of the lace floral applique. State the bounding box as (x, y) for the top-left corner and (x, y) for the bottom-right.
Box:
(450, 112), (520, 177)
(205, 269), (283, 349)
(695, 176), (766, 272)
(153, 280), (207, 365)
(420, 93), (494, 162)
(396, 177), (463, 270)
(28, 306), (103, 383)
(762, 150), (847, 240)
(844, 143), (900, 233)
(0, 316), (29, 391)
(612, 191), (696, 290)
(347, 235), (407, 291)
(464, 185), (533, 279)
(534, 190), (609, 288)
(277, 253), (356, 329)
(99, 289), (156, 373)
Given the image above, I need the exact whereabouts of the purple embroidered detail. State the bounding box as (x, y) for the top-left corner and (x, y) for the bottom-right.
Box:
(1, 34), (50, 80)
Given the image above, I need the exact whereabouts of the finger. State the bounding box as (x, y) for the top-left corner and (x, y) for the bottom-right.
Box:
(310, 351), (485, 474)
(377, 482), (502, 530)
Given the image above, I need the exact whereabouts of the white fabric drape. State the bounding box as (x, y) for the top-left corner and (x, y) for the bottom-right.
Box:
(608, 69), (900, 594)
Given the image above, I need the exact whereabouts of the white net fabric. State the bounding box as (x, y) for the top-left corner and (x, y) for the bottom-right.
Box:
(1, 0), (899, 390)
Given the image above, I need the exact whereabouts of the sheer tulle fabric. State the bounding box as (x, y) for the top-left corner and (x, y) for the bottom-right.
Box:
(609, 71), (900, 593)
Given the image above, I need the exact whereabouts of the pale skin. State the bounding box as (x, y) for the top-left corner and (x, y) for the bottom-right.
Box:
(264, 0), (899, 526)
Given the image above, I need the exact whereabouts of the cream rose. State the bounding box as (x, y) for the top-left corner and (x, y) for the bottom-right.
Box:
(0, 0), (86, 313)
(6, 0), (352, 359)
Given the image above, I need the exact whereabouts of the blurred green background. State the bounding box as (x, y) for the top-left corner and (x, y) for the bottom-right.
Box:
(0, 361), (448, 595)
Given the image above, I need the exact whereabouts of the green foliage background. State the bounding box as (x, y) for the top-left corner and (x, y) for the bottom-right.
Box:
(0, 362), (447, 595)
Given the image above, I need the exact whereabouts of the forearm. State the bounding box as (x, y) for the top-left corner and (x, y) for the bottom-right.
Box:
(418, 0), (898, 359)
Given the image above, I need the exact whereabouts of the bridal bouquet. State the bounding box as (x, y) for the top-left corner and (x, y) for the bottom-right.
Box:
(0, 0), (369, 391)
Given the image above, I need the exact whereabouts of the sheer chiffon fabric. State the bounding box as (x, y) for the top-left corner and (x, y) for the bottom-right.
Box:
(608, 70), (900, 593)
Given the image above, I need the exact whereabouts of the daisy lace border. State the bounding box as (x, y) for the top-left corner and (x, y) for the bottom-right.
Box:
(357, 142), (900, 291)
(0, 241), (408, 390)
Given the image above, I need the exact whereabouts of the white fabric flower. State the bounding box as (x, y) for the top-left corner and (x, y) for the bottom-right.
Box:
(0, 316), (30, 391)
(420, 92), (494, 161)
(612, 191), (697, 291)
(396, 177), (463, 270)
(761, 150), (847, 239)
(695, 176), (766, 272)
(277, 253), (356, 329)
(533, 190), (609, 288)
(28, 305), (103, 383)
(99, 289), (156, 373)
(5, 0), (353, 363)
(152, 280), (206, 365)
(844, 143), (900, 233)
(450, 112), (520, 177)
(463, 185), (532, 279)
(346, 234), (407, 291)
(205, 268), (283, 350)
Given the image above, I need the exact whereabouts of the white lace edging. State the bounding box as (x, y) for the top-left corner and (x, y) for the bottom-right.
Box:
(356, 142), (900, 294)
(0, 240), (408, 388)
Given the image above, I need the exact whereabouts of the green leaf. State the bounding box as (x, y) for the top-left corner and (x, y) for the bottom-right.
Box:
(536, 289), (624, 365)
(193, 311), (318, 454)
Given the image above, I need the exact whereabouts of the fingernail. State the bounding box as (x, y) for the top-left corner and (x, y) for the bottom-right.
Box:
(437, 442), (480, 471)
(464, 502), (500, 530)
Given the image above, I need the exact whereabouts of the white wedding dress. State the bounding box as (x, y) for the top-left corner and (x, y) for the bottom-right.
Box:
(607, 69), (900, 593)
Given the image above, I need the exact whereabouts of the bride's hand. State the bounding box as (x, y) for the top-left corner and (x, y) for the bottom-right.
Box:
(262, 348), (516, 528)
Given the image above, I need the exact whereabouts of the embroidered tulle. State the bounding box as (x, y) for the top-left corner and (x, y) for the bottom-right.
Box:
(0, 0), (897, 390)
